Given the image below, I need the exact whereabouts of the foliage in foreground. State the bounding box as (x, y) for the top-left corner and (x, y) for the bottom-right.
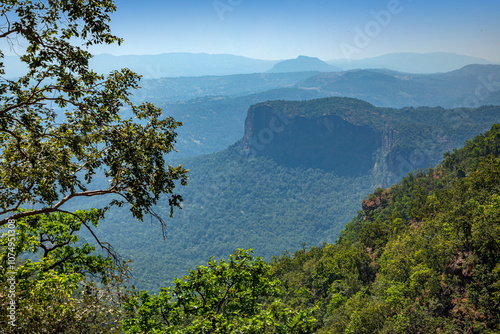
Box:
(0, 210), (133, 333)
(0, 0), (185, 332)
(122, 249), (316, 334)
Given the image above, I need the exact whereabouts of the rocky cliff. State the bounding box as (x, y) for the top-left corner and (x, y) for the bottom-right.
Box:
(242, 98), (500, 183)
(243, 102), (382, 177)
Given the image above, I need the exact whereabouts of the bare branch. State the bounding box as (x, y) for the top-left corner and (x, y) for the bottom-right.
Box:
(57, 209), (129, 273)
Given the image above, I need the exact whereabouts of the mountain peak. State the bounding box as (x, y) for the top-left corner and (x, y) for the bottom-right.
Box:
(268, 56), (341, 73)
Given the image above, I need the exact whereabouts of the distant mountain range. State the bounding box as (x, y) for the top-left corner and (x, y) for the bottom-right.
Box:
(90, 53), (278, 78)
(328, 52), (491, 74)
(296, 64), (500, 108)
(2, 52), (494, 78)
(91, 52), (493, 77)
(136, 64), (500, 105)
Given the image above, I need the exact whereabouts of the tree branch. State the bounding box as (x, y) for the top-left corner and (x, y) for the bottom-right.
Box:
(0, 128), (28, 159)
(0, 27), (21, 39)
(0, 189), (118, 225)
(57, 209), (129, 274)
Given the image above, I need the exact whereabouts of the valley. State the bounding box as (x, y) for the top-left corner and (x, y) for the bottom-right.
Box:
(91, 94), (500, 292)
(134, 64), (500, 160)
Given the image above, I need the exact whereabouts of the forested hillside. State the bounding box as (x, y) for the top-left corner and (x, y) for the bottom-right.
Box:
(90, 99), (500, 292)
(244, 98), (500, 184)
(269, 124), (500, 333)
(96, 145), (373, 292)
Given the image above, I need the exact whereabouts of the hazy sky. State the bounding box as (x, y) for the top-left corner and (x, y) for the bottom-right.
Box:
(29, 0), (500, 62)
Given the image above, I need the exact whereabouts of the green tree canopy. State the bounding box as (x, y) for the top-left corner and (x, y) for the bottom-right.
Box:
(0, 1), (187, 332)
(0, 0), (187, 232)
(123, 249), (317, 334)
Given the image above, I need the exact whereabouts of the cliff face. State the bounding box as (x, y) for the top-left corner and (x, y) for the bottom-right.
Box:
(243, 104), (382, 176)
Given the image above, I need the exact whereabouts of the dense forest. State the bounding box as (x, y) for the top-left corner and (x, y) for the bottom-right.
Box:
(93, 144), (373, 292)
(267, 123), (500, 333)
(124, 123), (500, 333)
(89, 99), (500, 292)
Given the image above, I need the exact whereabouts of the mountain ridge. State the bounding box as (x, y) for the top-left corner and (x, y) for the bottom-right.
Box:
(3, 51), (493, 79)
(242, 97), (500, 183)
(328, 52), (492, 73)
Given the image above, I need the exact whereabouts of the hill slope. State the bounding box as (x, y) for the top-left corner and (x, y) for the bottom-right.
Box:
(271, 123), (500, 333)
(297, 64), (500, 108)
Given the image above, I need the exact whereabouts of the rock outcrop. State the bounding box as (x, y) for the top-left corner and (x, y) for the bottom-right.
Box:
(243, 103), (382, 176)
(242, 97), (500, 183)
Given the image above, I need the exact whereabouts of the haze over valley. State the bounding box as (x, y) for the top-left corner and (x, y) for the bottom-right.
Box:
(3, 1), (500, 332)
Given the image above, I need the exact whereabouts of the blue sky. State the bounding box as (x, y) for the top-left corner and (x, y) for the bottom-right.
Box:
(87, 0), (500, 62)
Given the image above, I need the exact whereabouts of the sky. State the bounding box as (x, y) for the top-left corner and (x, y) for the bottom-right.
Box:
(4, 0), (500, 62)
